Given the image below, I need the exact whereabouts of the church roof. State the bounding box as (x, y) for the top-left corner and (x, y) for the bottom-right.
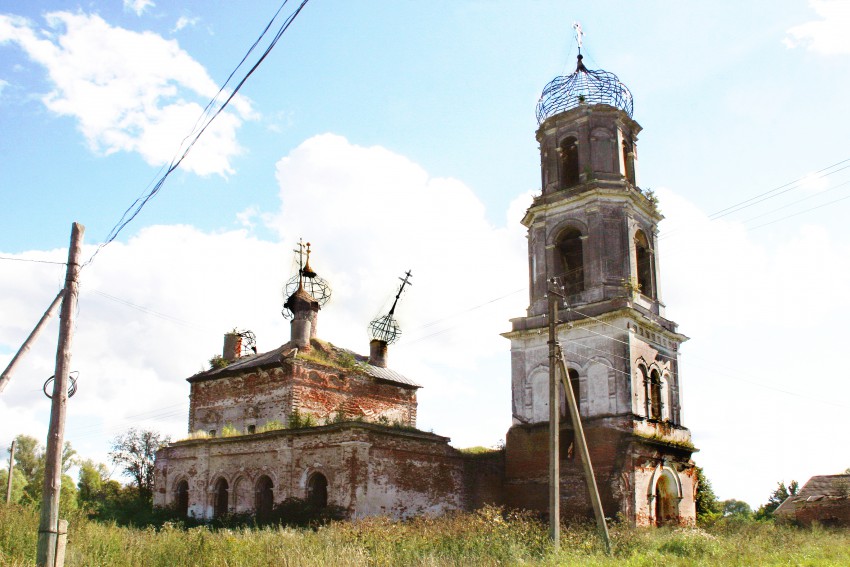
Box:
(535, 54), (634, 124)
(187, 338), (421, 388)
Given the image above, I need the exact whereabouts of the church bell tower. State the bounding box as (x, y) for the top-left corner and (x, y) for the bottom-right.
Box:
(502, 42), (698, 526)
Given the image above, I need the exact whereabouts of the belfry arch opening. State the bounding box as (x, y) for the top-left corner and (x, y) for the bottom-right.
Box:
(556, 228), (585, 296)
(559, 137), (579, 188)
(255, 475), (274, 519)
(213, 478), (229, 518)
(634, 230), (655, 298)
(175, 480), (189, 518)
(649, 369), (663, 421)
(307, 472), (328, 508)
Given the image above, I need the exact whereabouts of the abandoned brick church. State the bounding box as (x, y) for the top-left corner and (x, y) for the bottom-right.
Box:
(154, 52), (698, 526)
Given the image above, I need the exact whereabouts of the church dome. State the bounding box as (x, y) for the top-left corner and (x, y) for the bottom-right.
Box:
(535, 54), (634, 124)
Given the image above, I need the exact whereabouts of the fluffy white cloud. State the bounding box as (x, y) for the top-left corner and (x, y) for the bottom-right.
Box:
(124, 0), (155, 17)
(0, 11), (254, 176)
(784, 0), (850, 55)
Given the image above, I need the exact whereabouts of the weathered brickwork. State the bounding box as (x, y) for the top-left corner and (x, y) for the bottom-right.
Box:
(154, 422), (500, 519)
(188, 340), (417, 436)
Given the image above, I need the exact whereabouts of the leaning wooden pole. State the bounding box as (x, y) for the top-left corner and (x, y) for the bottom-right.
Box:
(36, 222), (84, 567)
(547, 288), (560, 548)
(555, 344), (611, 554)
(5, 439), (15, 504)
(0, 290), (65, 395)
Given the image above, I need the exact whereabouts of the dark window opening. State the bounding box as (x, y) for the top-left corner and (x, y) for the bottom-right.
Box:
(556, 228), (585, 296)
(650, 370), (662, 421)
(209, 430), (216, 437)
(247, 425), (256, 434)
(307, 472), (328, 508)
(559, 137), (579, 188)
(175, 480), (189, 518)
(635, 230), (655, 298)
(255, 475), (274, 519)
(213, 478), (229, 518)
(655, 474), (677, 526)
(568, 368), (581, 415)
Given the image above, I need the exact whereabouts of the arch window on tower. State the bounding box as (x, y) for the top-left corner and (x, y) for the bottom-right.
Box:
(634, 230), (655, 298)
(649, 369), (663, 421)
(559, 136), (579, 188)
(556, 228), (585, 296)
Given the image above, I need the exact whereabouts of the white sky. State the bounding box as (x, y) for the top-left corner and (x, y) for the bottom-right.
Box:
(1, 1), (849, 508)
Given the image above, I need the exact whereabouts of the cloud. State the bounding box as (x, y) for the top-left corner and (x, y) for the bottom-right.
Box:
(172, 16), (199, 33)
(123, 0), (155, 17)
(0, 11), (254, 177)
(784, 0), (850, 55)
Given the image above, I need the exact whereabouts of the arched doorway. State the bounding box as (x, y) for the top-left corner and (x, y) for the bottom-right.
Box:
(255, 475), (274, 519)
(654, 473), (678, 526)
(213, 478), (229, 518)
(307, 472), (328, 508)
(175, 480), (189, 518)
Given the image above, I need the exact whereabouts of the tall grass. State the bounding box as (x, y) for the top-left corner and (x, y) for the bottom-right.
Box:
(2, 503), (849, 566)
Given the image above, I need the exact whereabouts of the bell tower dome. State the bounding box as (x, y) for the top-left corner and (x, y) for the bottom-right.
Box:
(502, 37), (697, 527)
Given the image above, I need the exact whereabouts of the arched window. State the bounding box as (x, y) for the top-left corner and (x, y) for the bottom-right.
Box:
(255, 475), (274, 519)
(622, 141), (636, 184)
(307, 473), (328, 508)
(213, 478), (229, 518)
(175, 480), (189, 518)
(556, 228), (585, 296)
(634, 230), (655, 298)
(568, 368), (581, 415)
(649, 370), (662, 421)
(559, 137), (579, 188)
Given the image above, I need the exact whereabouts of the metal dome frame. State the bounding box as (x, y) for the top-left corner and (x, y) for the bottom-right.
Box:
(536, 55), (634, 124)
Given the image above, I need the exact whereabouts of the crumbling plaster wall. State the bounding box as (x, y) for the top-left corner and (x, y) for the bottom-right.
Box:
(154, 424), (488, 521)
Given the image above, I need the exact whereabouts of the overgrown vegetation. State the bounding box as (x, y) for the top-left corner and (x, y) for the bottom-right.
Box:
(208, 355), (229, 369)
(2, 502), (850, 566)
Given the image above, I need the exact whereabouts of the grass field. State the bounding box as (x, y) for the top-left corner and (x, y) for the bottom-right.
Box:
(2, 504), (848, 566)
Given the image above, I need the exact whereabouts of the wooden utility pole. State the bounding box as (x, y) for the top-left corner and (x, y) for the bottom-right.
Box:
(547, 287), (560, 547)
(5, 439), (15, 504)
(0, 290), (65, 394)
(548, 282), (611, 555)
(36, 222), (84, 567)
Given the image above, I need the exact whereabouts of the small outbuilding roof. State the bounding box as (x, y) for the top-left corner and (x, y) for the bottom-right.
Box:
(774, 474), (850, 516)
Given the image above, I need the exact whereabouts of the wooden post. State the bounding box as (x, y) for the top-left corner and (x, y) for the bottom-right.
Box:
(0, 290), (64, 394)
(36, 222), (84, 567)
(5, 439), (15, 504)
(556, 347), (611, 554)
(547, 288), (560, 548)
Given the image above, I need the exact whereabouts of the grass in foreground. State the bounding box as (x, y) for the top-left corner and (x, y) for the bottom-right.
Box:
(2, 504), (849, 566)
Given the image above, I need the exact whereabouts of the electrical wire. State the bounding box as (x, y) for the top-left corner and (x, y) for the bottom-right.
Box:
(83, 0), (312, 268)
(0, 256), (66, 266)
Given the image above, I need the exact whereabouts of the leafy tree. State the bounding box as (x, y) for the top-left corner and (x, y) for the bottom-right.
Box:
(694, 465), (720, 524)
(0, 467), (28, 504)
(755, 480), (799, 519)
(109, 428), (170, 502)
(77, 459), (123, 517)
(8, 434), (76, 508)
(721, 499), (752, 518)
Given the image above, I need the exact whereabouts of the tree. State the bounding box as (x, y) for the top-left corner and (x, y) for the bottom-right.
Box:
(755, 480), (799, 519)
(721, 499), (752, 518)
(109, 428), (170, 501)
(0, 467), (27, 504)
(77, 459), (123, 516)
(8, 434), (76, 507)
(694, 465), (720, 524)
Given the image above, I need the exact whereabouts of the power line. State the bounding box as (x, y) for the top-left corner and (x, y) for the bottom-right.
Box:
(83, 0), (312, 268)
(0, 256), (66, 266)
